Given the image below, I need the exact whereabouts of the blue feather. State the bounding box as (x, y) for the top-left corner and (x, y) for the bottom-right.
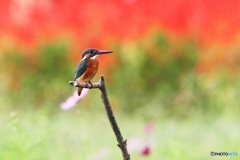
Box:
(74, 58), (88, 80)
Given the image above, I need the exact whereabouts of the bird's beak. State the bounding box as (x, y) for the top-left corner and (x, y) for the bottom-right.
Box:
(97, 50), (113, 55)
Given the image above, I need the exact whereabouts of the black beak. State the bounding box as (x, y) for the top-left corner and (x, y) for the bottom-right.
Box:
(97, 50), (113, 55)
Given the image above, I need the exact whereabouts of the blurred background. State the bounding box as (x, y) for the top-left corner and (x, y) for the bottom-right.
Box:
(0, 0), (240, 159)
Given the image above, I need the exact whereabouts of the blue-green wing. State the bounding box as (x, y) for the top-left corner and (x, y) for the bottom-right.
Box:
(74, 59), (88, 80)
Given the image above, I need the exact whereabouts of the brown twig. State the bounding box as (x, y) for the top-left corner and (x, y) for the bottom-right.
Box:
(69, 75), (130, 160)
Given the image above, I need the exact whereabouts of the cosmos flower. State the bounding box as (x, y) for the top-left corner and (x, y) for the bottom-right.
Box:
(60, 89), (89, 110)
(127, 122), (156, 156)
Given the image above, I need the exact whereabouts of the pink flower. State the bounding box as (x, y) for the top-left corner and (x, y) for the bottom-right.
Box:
(127, 137), (142, 152)
(141, 145), (150, 156)
(60, 89), (89, 110)
(144, 122), (155, 134)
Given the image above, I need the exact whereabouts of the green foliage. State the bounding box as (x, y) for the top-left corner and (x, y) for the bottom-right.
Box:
(1, 32), (239, 118)
(107, 32), (240, 119)
(37, 41), (71, 78)
(109, 33), (199, 115)
(1, 40), (74, 108)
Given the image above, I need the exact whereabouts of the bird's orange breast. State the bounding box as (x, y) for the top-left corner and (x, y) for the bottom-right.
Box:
(77, 58), (99, 82)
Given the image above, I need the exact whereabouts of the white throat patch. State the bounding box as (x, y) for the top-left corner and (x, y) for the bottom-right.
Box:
(90, 55), (98, 59)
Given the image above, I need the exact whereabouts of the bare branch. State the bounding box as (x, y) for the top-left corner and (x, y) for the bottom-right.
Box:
(68, 76), (130, 160)
(68, 81), (102, 88)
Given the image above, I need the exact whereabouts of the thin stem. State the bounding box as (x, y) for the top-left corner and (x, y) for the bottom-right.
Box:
(69, 76), (130, 160)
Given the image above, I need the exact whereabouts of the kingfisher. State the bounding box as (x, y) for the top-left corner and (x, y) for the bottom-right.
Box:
(74, 48), (113, 96)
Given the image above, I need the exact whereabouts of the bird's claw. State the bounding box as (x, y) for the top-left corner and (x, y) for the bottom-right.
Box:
(88, 81), (93, 89)
(85, 81), (93, 89)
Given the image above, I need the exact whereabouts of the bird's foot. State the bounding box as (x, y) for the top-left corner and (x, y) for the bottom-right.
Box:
(84, 82), (88, 88)
(87, 81), (93, 89)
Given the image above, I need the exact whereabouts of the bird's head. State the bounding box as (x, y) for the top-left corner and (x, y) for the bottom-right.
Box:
(81, 48), (112, 61)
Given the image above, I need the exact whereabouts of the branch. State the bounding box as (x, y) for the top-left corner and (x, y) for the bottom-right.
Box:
(69, 76), (130, 160)
(68, 81), (102, 88)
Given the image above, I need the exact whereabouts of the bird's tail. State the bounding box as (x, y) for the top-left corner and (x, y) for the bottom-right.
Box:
(77, 87), (83, 96)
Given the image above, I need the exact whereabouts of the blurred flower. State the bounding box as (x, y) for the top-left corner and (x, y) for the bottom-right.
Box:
(60, 89), (89, 110)
(141, 139), (156, 156)
(128, 137), (156, 156)
(141, 145), (150, 156)
(83, 122), (157, 159)
(127, 122), (156, 156)
(127, 137), (142, 152)
(144, 122), (154, 134)
(88, 147), (110, 160)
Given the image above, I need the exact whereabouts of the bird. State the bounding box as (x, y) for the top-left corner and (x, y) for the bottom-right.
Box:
(74, 48), (113, 96)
